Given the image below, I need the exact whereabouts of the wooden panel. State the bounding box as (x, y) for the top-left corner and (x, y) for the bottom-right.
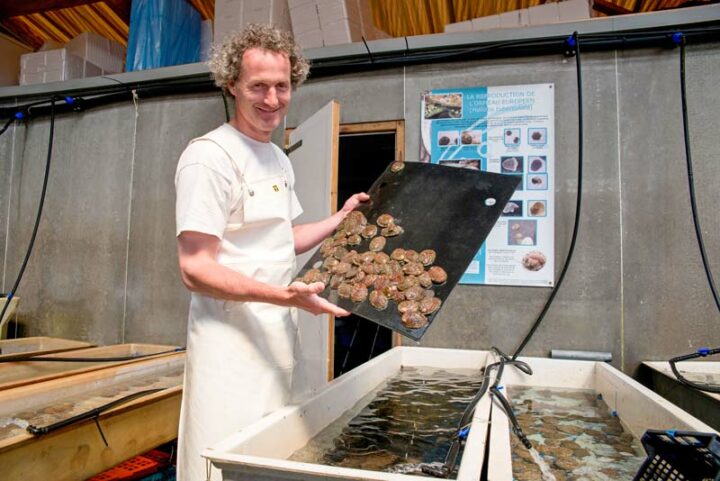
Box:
(0, 353), (184, 481)
(0, 337), (94, 361)
(0, 343), (179, 391)
(0, 353), (182, 419)
(0, 388), (181, 481)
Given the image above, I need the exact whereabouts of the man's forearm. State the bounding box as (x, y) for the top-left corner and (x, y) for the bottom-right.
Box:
(292, 210), (347, 254)
(181, 256), (290, 304)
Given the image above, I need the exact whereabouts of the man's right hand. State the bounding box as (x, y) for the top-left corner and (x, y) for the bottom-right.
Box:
(286, 281), (351, 317)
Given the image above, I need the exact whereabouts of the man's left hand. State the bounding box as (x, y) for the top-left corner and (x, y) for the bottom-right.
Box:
(341, 192), (370, 215)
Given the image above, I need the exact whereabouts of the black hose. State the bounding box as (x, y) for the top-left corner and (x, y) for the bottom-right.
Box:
(669, 348), (720, 394)
(0, 116), (14, 137)
(490, 385), (533, 450)
(0, 97), (57, 326)
(422, 347), (533, 478)
(667, 34), (720, 394)
(678, 35), (720, 313)
(0, 347), (186, 363)
(512, 31), (584, 360)
(26, 388), (164, 436)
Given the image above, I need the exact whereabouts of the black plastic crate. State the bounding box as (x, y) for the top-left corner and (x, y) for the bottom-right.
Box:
(634, 430), (720, 481)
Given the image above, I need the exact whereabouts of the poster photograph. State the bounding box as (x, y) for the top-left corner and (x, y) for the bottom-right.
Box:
(420, 83), (555, 287)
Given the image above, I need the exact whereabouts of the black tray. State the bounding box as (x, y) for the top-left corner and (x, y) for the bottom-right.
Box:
(297, 161), (520, 341)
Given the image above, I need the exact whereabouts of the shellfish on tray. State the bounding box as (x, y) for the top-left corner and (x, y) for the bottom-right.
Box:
(376, 213), (394, 227)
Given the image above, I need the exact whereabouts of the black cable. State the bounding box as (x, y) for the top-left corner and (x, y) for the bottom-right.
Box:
(488, 356), (532, 450)
(669, 348), (720, 393)
(367, 323), (380, 361)
(666, 33), (720, 394)
(26, 388), (164, 436)
(338, 320), (360, 376)
(0, 347), (186, 363)
(422, 347), (533, 478)
(0, 97), (57, 325)
(0, 116), (14, 137)
(511, 31), (584, 361)
(678, 35), (720, 313)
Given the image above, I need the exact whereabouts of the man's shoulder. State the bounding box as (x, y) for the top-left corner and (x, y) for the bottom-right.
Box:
(177, 130), (237, 180)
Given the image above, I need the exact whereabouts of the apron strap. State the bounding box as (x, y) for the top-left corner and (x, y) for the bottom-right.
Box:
(188, 136), (251, 194)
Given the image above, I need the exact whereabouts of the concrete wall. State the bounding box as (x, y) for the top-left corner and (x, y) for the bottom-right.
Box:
(1, 42), (718, 374)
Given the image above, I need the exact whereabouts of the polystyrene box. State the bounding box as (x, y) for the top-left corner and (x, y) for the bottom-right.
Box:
(316, 0), (361, 26)
(290, 3), (321, 34)
(295, 28), (324, 49)
(558, 0), (591, 22)
(528, 2), (560, 25)
(321, 17), (362, 45)
(67, 32), (125, 74)
(471, 15), (501, 31)
(444, 20), (473, 33)
(19, 49), (90, 85)
(214, 0), (292, 45)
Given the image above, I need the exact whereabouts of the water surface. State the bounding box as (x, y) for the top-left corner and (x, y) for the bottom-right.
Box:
(289, 366), (484, 477)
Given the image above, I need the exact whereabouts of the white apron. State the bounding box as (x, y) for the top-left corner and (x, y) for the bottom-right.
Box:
(177, 126), (298, 481)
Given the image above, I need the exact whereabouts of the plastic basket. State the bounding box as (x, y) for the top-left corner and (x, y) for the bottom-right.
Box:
(87, 450), (170, 481)
(633, 430), (720, 481)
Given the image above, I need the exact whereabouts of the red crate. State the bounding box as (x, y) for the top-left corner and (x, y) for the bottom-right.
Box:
(87, 450), (170, 481)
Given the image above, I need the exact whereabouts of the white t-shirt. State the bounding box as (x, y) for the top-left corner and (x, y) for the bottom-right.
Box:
(175, 124), (303, 240)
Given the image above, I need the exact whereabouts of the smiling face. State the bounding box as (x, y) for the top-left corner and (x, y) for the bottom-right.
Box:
(228, 48), (292, 142)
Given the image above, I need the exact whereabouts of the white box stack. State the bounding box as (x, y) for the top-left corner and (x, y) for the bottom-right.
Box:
(200, 20), (214, 61)
(558, 0), (592, 22)
(289, 0), (323, 48)
(444, 20), (473, 33)
(214, 0), (292, 46)
(290, 0), (389, 49)
(443, 0), (591, 34)
(19, 32), (125, 85)
(20, 49), (94, 85)
(66, 32), (125, 74)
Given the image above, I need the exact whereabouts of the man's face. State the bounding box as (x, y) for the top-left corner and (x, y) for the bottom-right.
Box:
(229, 48), (292, 142)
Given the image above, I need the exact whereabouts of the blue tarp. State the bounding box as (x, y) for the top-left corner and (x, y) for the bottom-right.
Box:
(126, 0), (201, 72)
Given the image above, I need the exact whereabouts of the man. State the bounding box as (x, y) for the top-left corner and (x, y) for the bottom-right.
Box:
(174, 24), (368, 480)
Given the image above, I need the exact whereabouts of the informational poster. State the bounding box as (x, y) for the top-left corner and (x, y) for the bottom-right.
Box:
(420, 83), (555, 287)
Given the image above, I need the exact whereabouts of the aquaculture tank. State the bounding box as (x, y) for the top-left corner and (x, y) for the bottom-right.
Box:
(205, 347), (492, 481)
(486, 356), (717, 481)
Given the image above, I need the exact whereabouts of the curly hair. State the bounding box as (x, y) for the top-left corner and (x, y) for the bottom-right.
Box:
(209, 24), (310, 92)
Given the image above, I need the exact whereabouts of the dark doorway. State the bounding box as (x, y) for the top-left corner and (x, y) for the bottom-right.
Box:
(333, 131), (396, 378)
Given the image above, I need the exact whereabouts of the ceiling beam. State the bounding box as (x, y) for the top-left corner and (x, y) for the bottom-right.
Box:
(0, 0), (129, 22)
(592, 0), (634, 15)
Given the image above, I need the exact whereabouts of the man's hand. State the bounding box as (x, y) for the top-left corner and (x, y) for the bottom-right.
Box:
(340, 192), (370, 215)
(285, 281), (351, 317)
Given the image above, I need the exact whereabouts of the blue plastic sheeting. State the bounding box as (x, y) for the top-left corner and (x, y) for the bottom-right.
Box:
(126, 0), (201, 72)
